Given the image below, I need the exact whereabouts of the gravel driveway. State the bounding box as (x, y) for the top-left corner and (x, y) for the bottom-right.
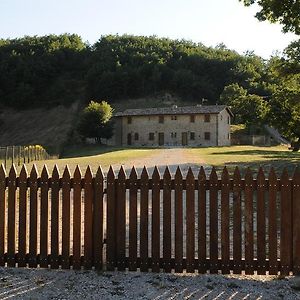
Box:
(0, 267), (299, 300)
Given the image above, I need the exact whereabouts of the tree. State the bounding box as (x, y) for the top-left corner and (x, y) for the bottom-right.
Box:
(220, 84), (269, 125)
(77, 101), (114, 142)
(240, 0), (300, 34)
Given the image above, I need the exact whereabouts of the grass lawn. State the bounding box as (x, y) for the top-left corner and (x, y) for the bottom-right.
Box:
(6, 144), (300, 177)
(19, 146), (160, 174)
(189, 145), (300, 176)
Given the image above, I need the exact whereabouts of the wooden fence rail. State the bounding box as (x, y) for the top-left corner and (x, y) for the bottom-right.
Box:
(0, 163), (300, 275)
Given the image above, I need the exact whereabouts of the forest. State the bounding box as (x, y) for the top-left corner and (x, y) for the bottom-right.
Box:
(0, 33), (299, 142)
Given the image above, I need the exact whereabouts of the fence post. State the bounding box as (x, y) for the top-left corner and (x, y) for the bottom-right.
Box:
(293, 167), (300, 274)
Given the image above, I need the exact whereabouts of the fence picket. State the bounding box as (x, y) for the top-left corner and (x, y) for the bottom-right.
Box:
(163, 167), (172, 273)
(140, 167), (149, 272)
(151, 166), (160, 272)
(198, 166), (206, 273)
(62, 166), (71, 269)
(40, 165), (49, 268)
(175, 167), (183, 273)
(84, 166), (93, 269)
(129, 167), (138, 271)
(51, 165), (60, 269)
(268, 167), (278, 275)
(186, 167), (195, 273)
(221, 167), (230, 274)
(116, 166), (126, 271)
(29, 165), (38, 268)
(257, 167), (266, 275)
(209, 167), (218, 273)
(18, 165), (28, 267)
(93, 167), (104, 270)
(244, 168), (254, 275)
(106, 166), (116, 271)
(73, 166), (82, 270)
(293, 167), (300, 274)
(280, 168), (292, 276)
(0, 165), (5, 266)
(7, 165), (17, 267)
(233, 167), (242, 274)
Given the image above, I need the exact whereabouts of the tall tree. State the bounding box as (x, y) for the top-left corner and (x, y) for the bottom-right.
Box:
(240, 0), (300, 34)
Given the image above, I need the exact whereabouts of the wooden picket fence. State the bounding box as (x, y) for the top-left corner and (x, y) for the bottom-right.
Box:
(0, 145), (51, 169)
(0, 163), (300, 275)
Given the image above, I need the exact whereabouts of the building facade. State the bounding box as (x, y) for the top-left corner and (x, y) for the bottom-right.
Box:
(113, 105), (233, 147)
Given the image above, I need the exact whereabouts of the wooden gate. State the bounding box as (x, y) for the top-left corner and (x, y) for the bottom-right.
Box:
(0, 164), (300, 274)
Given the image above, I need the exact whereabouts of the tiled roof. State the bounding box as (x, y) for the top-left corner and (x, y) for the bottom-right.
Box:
(114, 105), (233, 117)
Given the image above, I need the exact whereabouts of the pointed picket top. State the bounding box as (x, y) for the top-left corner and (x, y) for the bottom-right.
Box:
(107, 165), (115, 180)
(74, 165), (82, 181)
(30, 164), (38, 179)
(141, 166), (149, 179)
(268, 167), (277, 182)
(293, 166), (300, 182)
(152, 166), (160, 181)
(52, 164), (60, 180)
(129, 166), (137, 180)
(186, 167), (194, 180)
(281, 167), (289, 181)
(84, 165), (93, 181)
(62, 165), (71, 180)
(175, 166), (183, 180)
(163, 166), (171, 181)
(41, 165), (49, 178)
(117, 165), (126, 181)
(9, 164), (17, 179)
(198, 166), (206, 182)
(0, 164), (6, 179)
(209, 166), (218, 181)
(221, 166), (229, 182)
(233, 166), (241, 181)
(245, 167), (253, 183)
(96, 166), (104, 180)
(20, 164), (28, 180)
(257, 166), (265, 184)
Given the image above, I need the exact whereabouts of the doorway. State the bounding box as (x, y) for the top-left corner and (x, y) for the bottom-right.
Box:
(158, 132), (164, 146)
(127, 133), (132, 145)
(182, 132), (188, 146)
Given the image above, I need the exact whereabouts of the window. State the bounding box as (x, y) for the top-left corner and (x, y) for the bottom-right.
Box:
(149, 132), (155, 140)
(205, 132), (210, 140)
(204, 114), (210, 122)
(127, 116), (132, 124)
(190, 132), (195, 140)
(159, 115), (164, 123)
(171, 132), (177, 138)
(171, 115), (177, 120)
(134, 133), (139, 140)
(228, 116), (230, 124)
(190, 115), (195, 123)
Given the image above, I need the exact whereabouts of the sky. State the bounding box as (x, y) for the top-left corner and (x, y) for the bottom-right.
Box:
(0, 0), (297, 59)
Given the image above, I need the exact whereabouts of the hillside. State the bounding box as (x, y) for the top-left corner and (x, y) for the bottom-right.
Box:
(0, 102), (79, 153)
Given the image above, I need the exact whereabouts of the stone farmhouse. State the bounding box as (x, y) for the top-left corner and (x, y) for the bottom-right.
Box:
(112, 105), (233, 147)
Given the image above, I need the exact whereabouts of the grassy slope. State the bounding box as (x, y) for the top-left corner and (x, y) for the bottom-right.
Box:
(0, 102), (80, 153)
